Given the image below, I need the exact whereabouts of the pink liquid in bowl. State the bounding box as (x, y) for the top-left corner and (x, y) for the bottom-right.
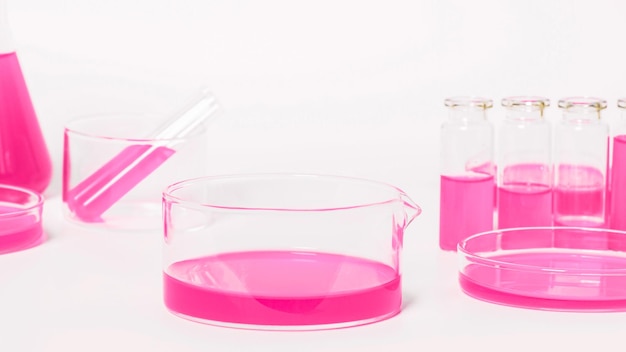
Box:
(164, 250), (401, 329)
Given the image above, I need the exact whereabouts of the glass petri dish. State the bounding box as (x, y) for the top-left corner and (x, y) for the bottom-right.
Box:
(458, 227), (626, 311)
(0, 184), (45, 254)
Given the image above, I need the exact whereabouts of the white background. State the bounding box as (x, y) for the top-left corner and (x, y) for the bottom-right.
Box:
(3, 0), (626, 351)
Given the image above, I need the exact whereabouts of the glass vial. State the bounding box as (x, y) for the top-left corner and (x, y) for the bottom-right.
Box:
(440, 97), (494, 251)
(0, 0), (52, 193)
(553, 97), (609, 227)
(497, 97), (552, 228)
(610, 98), (626, 230)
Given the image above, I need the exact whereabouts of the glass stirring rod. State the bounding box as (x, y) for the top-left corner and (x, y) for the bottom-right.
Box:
(65, 90), (221, 223)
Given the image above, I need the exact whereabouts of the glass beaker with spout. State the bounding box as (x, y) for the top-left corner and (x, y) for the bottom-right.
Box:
(162, 174), (421, 330)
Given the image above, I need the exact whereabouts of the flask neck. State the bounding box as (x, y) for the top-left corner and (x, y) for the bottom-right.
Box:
(0, 0), (15, 54)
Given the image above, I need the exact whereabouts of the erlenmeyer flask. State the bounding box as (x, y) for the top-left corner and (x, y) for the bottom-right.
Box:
(0, 0), (52, 193)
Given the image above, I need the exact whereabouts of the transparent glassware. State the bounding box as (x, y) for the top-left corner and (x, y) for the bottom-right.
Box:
(497, 96), (552, 228)
(553, 97), (609, 227)
(162, 174), (421, 330)
(610, 98), (626, 230)
(0, 184), (44, 254)
(63, 90), (218, 230)
(0, 0), (52, 193)
(439, 97), (495, 251)
(63, 113), (210, 231)
(458, 227), (626, 312)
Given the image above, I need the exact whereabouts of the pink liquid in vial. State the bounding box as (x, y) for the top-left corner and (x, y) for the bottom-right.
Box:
(610, 136), (626, 231)
(163, 250), (401, 328)
(554, 164), (605, 227)
(439, 175), (494, 251)
(0, 53), (52, 193)
(498, 185), (552, 228)
(0, 205), (43, 254)
(498, 163), (552, 228)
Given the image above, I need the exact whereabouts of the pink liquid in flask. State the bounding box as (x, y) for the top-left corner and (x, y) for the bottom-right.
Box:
(439, 174), (494, 251)
(497, 163), (552, 229)
(610, 136), (626, 231)
(0, 52), (52, 192)
(163, 250), (401, 328)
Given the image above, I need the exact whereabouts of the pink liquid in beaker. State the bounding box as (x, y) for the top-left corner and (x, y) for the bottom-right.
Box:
(610, 136), (626, 231)
(163, 250), (401, 328)
(0, 53), (52, 193)
(439, 175), (494, 251)
(0, 205), (43, 254)
(554, 165), (605, 227)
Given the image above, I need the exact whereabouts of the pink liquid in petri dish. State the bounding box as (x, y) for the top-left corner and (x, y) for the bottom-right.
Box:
(554, 164), (605, 227)
(0, 205), (43, 254)
(64, 144), (175, 222)
(610, 136), (626, 231)
(163, 250), (401, 328)
(460, 252), (626, 311)
(0, 53), (52, 193)
(439, 175), (494, 251)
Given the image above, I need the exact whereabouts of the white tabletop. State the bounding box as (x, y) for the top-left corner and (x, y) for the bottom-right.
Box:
(3, 0), (626, 350)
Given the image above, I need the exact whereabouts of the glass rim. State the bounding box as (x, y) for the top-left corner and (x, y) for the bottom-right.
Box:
(444, 96), (493, 109)
(163, 173), (420, 213)
(458, 226), (626, 274)
(0, 184), (44, 217)
(618, 98), (626, 109)
(501, 96), (550, 108)
(64, 113), (205, 143)
(558, 96), (607, 110)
